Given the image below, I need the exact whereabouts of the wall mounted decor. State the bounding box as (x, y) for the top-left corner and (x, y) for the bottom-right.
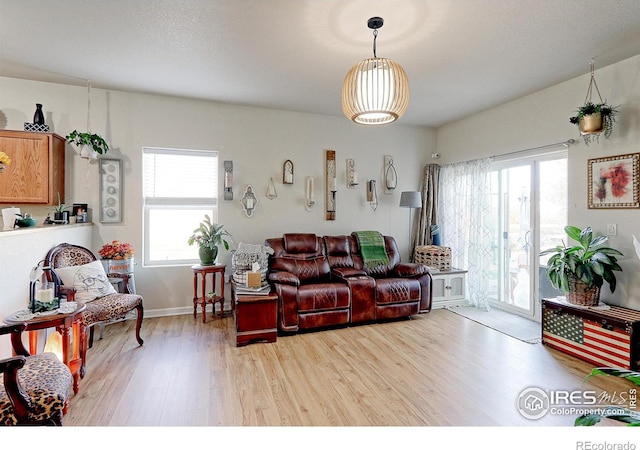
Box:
(99, 158), (122, 223)
(325, 150), (337, 220)
(283, 159), (294, 184)
(241, 185), (258, 217)
(587, 153), (639, 209)
(224, 160), (233, 200)
(346, 159), (358, 188)
(305, 176), (315, 212)
(384, 155), (397, 193)
(367, 179), (378, 211)
(266, 177), (277, 200)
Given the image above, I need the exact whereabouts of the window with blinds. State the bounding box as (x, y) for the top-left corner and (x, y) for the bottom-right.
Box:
(142, 147), (219, 266)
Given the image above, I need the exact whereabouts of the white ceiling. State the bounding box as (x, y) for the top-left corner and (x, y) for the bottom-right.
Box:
(2, 0), (640, 127)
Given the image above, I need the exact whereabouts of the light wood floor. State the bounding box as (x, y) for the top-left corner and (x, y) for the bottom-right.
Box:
(64, 309), (630, 426)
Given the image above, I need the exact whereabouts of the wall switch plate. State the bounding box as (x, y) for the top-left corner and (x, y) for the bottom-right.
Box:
(607, 224), (617, 236)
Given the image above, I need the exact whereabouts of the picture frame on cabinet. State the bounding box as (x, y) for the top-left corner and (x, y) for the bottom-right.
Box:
(587, 152), (640, 209)
(99, 158), (123, 223)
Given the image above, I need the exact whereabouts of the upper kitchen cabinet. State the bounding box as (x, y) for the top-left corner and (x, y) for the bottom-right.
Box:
(0, 130), (65, 205)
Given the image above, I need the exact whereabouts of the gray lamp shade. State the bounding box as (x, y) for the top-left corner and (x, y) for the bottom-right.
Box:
(399, 191), (422, 208)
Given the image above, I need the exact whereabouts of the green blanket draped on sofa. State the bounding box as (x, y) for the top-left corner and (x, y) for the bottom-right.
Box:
(354, 231), (389, 269)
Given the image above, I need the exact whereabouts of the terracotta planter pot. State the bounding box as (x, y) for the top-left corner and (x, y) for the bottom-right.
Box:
(579, 113), (604, 135)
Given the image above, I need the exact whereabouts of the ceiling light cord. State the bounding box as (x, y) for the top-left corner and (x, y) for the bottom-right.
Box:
(372, 29), (378, 58)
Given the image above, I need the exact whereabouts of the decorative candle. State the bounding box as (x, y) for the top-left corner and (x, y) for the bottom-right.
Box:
(285, 171), (293, 184)
(246, 198), (254, 209)
(330, 177), (337, 192)
(36, 287), (54, 302)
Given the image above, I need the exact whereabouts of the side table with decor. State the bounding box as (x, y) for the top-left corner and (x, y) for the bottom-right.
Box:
(231, 282), (277, 347)
(3, 302), (86, 394)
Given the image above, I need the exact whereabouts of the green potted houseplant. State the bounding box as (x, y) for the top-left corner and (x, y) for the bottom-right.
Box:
(50, 192), (71, 224)
(569, 101), (619, 145)
(540, 225), (623, 306)
(187, 214), (232, 265)
(575, 368), (640, 426)
(66, 130), (110, 159)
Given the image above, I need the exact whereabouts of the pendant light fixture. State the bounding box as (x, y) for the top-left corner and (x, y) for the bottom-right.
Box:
(342, 17), (409, 125)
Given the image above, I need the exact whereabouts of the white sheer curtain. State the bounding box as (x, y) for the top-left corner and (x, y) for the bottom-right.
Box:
(439, 157), (492, 310)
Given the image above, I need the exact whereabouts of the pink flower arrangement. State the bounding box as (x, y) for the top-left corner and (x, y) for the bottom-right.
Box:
(99, 240), (134, 260)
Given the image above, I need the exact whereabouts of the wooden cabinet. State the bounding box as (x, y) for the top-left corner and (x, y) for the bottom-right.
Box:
(431, 268), (467, 309)
(232, 284), (277, 347)
(0, 130), (65, 205)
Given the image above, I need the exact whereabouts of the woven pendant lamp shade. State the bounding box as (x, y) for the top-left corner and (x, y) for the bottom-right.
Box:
(342, 57), (409, 125)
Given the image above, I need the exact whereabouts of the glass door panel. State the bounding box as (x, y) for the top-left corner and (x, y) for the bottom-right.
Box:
(488, 154), (567, 321)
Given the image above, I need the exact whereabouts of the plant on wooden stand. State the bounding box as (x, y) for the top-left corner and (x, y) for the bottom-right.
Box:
(540, 225), (623, 306)
(187, 214), (232, 266)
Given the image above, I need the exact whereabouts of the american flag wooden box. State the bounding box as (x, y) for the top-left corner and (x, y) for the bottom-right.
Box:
(542, 298), (640, 369)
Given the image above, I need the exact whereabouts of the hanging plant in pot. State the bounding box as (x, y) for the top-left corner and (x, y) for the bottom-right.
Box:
(539, 225), (623, 306)
(66, 130), (110, 159)
(569, 101), (619, 145)
(187, 214), (232, 266)
(569, 60), (620, 145)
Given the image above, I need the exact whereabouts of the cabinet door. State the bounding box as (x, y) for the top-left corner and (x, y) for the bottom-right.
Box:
(0, 131), (64, 205)
(448, 273), (466, 300)
(431, 275), (447, 301)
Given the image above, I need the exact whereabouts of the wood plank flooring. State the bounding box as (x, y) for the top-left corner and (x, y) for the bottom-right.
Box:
(64, 309), (632, 427)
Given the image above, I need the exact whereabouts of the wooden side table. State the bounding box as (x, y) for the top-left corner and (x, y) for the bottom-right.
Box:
(3, 302), (86, 394)
(192, 264), (226, 323)
(232, 283), (277, 347)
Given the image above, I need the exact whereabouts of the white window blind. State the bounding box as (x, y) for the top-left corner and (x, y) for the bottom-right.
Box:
(142, 147), (219, 266)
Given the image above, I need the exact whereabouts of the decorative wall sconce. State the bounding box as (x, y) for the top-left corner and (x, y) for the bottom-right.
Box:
(305, 176), (315, 212)
(346, 159), (359, 188)
(367, 180), (378, 211)
(325, 150), (337, 220)
(241, 185), (257, 217)
(283, 159), (294, 185)
(224, 161), (233, 200)
(266, 178), (277, 200)
(384, 155), (397, 194)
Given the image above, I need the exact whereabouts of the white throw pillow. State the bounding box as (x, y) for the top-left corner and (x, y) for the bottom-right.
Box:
(54, 260), (117, 302)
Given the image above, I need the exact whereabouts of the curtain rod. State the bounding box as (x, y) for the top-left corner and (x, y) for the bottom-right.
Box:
(492, 138), (575, 160)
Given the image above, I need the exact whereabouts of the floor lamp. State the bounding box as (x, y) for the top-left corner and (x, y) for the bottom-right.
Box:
(399, 191), (422, 260)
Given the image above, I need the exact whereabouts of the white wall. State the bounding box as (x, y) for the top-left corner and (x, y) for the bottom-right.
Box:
(436, 54), (640, 309)
(0, 76), (434, 317)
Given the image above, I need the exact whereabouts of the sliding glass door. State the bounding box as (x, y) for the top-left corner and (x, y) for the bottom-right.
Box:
(487, 153), (566, 320)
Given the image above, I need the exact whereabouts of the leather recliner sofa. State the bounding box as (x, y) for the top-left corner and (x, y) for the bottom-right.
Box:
(265, 232), (432, 333)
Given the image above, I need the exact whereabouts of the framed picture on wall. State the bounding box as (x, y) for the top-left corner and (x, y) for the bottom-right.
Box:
(587, 152), (640, 209)
(99, 158), (123, 222)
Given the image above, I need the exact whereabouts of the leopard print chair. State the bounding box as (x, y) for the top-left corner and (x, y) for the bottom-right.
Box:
(0, 323), (72, 425)
(44, 243), (144, 378)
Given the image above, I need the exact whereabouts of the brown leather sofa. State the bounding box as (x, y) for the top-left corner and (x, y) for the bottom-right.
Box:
(265, 232), (432, 333)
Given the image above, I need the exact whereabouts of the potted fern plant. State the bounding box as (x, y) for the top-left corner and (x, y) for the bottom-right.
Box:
(66, 130), (110, 159)
(187, 214), (232, 265)
(540, 225), (623, 306)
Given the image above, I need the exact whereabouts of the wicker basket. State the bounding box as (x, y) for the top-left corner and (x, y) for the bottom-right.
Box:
(566, 276), (601, 306)
(414, 245), (452, 270)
